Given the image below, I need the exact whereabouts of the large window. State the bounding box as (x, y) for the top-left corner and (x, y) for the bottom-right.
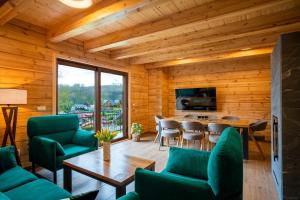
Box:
(57, 60), (128, 140)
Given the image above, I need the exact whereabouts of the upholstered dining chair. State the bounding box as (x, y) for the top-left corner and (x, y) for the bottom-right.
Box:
(160, 119), (181, 148)
(249, 120), (268, 160)
(181, 121), (205, 149)
(222, 116), (240, 121)
(154, 115), (164, 143)
(207, 123), (230, 150)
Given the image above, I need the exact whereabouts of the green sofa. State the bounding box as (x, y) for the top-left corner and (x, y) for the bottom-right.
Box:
(118, 127), (243, 200)
(0, 146), (71, 200)
(27, 114), (98, 183)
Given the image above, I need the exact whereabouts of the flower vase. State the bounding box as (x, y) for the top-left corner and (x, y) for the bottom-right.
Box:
(103, 142), (111, 161)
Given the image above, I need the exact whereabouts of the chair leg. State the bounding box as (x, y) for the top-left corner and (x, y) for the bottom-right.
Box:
(166, 137), (169, 147)
(154, 132), (159, 143)
(250, 134), (265, 160)
(186, 140), (189, 148)
(32, 162), (36, 173)
(180, 137), (184, 148)
(53, 171), (57, 184)
(200, 139), (203, 150)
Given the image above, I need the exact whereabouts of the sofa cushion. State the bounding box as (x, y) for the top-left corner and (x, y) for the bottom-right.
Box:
(4, 179), (71, 200)
(27, 114), (79, 138)
(117, 192), (140, 200)
(0, 166), (37, 192)
(161, 170), (210, 185)
(0, 192), (10, 200)
(57, 144), (94, 167)
(165, 147), (210, 179)
(43, 131), (75, 145)
(0, 146), (17, 173)
(207, 127), (243, 198)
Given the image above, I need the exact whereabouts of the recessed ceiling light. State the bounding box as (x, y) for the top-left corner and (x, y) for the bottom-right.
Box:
(240, 48), (252, 51)
(59, 0), (92, 9)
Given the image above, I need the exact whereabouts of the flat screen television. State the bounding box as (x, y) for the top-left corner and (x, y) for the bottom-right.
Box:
(175, 87), (216, 111)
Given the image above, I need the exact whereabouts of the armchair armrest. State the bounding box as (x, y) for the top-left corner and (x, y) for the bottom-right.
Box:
(72, 129), (98, 148)
(0, 146), (17, 172)
(135, 168), (214, 200)
(30, 136), (59, 171)
(117, 192), (140, 200)
(165, 147), (210, 179)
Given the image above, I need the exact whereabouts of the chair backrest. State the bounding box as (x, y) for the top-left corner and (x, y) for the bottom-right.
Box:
(249, 120), (268, 132)
(27, 114), (79, 138)
(208, 127), (243, 199)
(154, 115), (164, 124)
(184, 114), (197, 119)
(160, 119), (181, 130)
(208, 123), (230, 134)
(222, 116), (240, 121)
(181, 121), (204, 132)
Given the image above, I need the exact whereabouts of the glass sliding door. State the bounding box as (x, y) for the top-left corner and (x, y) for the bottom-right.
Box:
(100, 72), (127, 139)
(57, 63), (96, 131)
(57, 59), (128, 141)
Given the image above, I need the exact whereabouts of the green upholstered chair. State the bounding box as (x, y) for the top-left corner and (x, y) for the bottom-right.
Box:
(0, 146), (71, 200)
(118, 127), (243, 200)
(27, 114), (98, 183)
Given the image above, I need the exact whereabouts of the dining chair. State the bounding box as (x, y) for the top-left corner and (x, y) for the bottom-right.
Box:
(222, 116), (240, 121)
(154, 115), (164, 143)
(184, 114), (197, 119)
(160, 119), (181, 147)
(249, 120), (268, 160)
(207, 123), (230, 150)
(181, 121), (205, 149)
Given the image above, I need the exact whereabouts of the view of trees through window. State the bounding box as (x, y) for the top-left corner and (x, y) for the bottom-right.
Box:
(57, 64), (124, 139)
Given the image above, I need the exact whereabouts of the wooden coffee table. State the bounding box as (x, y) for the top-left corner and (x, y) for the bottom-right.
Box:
(63, 148), (155, 199)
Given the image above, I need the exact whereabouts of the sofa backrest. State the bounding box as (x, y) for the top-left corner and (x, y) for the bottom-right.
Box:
(27, 115), (79, 139)
(207, 127), (243, 199)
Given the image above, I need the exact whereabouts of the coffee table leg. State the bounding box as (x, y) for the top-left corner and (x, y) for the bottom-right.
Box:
(116, 186), (126, 199)
(63, 165), (72, 193)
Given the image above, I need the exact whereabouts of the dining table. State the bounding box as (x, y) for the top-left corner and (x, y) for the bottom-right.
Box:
(159, 116), (252, 160)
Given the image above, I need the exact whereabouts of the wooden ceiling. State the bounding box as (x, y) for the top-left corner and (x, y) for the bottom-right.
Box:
(1, 0), (300, 68)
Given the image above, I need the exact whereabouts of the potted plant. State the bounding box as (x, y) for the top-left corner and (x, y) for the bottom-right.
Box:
(94, 128), (118, 161)
(131, 123), (142, 142)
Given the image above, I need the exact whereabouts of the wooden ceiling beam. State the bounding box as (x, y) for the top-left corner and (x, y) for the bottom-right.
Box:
(48, 0), (167, 43)
(144, 47), (273, 69)
(84, 0), (293, 52)
(0, 0), (31, 26)
(111, 15), (300, 60)
(131, 33), (276, 64)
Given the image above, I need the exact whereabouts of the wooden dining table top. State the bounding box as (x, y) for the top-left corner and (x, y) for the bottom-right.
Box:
(166, 116), (253, 128)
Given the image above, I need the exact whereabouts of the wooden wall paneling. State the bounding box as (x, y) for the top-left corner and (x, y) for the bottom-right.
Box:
(147, 55), (271, 139)
(0, 20), (132, 166)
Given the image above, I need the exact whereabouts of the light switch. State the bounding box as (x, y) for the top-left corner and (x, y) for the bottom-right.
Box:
(37, 105), (47, 111)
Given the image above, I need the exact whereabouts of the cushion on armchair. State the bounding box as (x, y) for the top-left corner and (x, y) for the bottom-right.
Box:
(72, 129), (97, 147)
(165, 147), (210, 179)
(0, 146), (17, 173)
(42, 131), (75, 145)
(207, 127), (243, 199)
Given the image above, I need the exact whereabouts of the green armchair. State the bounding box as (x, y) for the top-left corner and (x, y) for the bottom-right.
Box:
(118, 127), (243, 200)
(27, 114), (98, 183)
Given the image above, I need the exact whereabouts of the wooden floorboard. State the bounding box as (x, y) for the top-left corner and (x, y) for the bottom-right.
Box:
(37, 134), (278, 200)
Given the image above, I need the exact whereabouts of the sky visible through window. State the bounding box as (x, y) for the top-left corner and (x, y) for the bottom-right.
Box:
(58, 65), (122, 86)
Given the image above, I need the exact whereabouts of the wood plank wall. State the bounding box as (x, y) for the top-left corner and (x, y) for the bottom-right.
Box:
(148, 55), (271, 139)
(0, 19), (144, 167)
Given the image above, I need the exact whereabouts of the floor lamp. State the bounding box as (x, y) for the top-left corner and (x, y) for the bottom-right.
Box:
(0, 89), (27, 166)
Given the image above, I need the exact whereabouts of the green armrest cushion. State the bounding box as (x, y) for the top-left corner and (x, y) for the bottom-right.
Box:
(117, 192), (140, 200)
(165, 147), (210, 179)
(0, 192), (10, 200)
(33, 136), (65, 156)
(207, 127), (243, 199)
(0, 146), (17, 173)
(135, 168), (214, 200)
(72, 129), (98, 147)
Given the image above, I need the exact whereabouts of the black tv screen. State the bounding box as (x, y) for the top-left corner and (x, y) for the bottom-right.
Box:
(175, 87), (216, 111)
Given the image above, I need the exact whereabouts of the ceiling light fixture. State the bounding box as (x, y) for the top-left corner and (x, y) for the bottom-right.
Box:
(59, 0), (92, 9)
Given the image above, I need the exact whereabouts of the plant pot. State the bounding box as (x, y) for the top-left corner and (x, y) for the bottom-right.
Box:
(132, 133), (140, 142)
(103, 142), (111, 161)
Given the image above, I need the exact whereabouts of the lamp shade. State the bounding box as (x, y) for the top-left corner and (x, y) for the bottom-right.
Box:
(0, 89), (27, 105)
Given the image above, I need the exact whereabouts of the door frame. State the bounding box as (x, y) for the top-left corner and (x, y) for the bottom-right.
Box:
(56, 59), (129, 141)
